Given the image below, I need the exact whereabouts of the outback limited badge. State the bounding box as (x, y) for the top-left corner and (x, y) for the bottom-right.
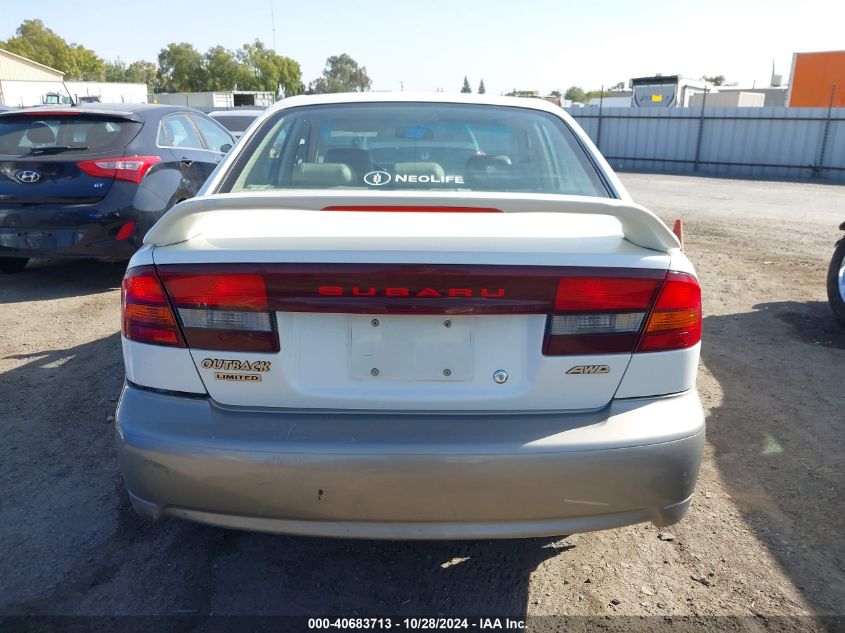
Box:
(201, 358), (271, 382)
(566, 365), (610, 375)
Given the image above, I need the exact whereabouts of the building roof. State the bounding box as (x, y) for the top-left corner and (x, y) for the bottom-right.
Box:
(0, 48), (64, 81)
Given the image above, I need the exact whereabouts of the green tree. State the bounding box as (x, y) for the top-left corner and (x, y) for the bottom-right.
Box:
(702, 74), (726, 86)
(564, 86), (586, 102)
(477, 79), (486, 94)
(237, 40), (302, 96)
(126, 61), (158, 89)
(584, 88), (611, 101)
(157, 43), (205, 92)
(71, 44), (105, 80)
(309, 54), (371, 93)
(550, 89), (562, 98)
(1, 19), (104, 80)
(461, 76), (472, 93)
(205, 46), (246, 91)
(104, 59), (129, 82)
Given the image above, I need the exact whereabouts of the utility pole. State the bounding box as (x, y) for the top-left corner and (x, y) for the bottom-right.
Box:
(271, 1), (277, 51)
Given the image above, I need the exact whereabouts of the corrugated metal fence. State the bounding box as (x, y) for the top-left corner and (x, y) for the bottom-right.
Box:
(565, 106), (845, 183)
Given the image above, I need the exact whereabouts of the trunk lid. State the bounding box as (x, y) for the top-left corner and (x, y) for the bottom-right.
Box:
(150, 204), (675, 412)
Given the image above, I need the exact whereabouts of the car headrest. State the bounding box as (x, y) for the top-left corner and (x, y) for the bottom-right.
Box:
(324, 148), (374, 181)
(464, 155), (520, 190)
(86, 123), (117, 148)
(393, 161), (445, 180)
(25, 122), (56, 145)
(290, 163), (353, 187)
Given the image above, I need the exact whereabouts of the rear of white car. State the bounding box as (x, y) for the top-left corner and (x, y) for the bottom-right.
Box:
(115, 94), (704, 539)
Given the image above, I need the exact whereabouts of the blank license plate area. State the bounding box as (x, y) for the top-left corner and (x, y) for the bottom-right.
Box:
(349, 316), (473, 381)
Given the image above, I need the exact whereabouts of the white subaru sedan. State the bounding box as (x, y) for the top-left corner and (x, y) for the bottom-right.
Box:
(116, 93), (704, 539)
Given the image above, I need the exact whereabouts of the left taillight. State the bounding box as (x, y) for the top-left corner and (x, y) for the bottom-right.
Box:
(78, 155), (161, 184)
(158, 272), (279, 353)
(121, 266), (185, 348)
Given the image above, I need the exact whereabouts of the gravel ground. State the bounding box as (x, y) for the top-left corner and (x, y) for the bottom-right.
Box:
(0, 173), (843, 631)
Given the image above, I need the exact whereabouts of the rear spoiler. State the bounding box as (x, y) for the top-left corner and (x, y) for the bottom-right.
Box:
(144, 191), (681, 253)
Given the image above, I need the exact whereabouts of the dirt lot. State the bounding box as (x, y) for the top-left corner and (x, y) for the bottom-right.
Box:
(1, 173), (843, 630)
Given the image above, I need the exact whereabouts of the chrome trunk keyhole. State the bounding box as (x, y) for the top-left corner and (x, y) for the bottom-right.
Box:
(493, 370), (508, 384)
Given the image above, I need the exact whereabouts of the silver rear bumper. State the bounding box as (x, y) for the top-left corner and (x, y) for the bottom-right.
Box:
(116, 384), (704, 539)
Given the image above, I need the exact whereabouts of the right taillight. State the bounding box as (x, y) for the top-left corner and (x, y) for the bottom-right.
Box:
(122, 266), (185, 347)
(544, 275), (663, 355)
(543, 271), (701, 356)
(637, 272), (702, 352)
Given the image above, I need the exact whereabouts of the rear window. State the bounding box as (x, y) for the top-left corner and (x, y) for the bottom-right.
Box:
(220, 103), (610, 197)
(0, 114), (141, 156)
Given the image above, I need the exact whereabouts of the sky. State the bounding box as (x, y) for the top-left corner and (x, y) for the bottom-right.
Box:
(2, 0), (844, 94)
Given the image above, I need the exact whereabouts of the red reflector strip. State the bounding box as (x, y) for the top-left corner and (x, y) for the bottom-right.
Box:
(322, 206), (502, 213)
(115, 221), (137, 241)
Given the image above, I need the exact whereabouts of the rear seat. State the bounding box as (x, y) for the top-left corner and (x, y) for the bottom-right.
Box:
(290, 163), (353, 187)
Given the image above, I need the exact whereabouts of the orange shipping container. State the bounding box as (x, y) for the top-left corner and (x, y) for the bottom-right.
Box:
(789, 50), (845, 107)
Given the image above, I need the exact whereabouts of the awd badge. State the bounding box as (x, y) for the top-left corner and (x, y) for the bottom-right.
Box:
(566, 365), (610, 375)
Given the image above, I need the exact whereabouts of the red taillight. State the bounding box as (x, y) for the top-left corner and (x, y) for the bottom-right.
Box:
(554, 277), (661, 312)
(121, 267), (184, 348)
(158, 272), (278, 353)
(544, 275), (663, 355)
(162, 274), (268, 310)
(638, 272), (702, 352)
(544, 272), (701, 356)
(115, 221), (137, 241)
(78, 155), (161, 184)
